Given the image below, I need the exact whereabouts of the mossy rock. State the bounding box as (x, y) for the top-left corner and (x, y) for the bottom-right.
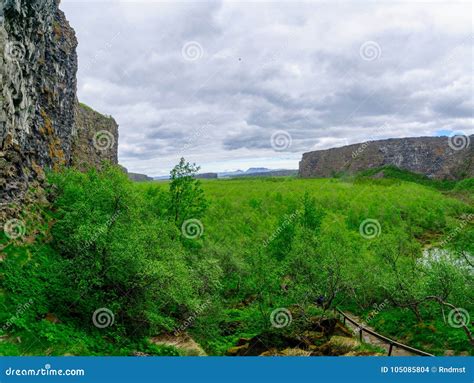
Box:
(298, 330), (326, 347)
(317, 336), (360, 356)
(226, 343), (249, 356)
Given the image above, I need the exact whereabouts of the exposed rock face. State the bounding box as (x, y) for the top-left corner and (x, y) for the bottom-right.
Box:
(128, 172), (153, 182)
(299, 136), (473, 180)
(72, 103), (118, 171)
(0, 0), (78, 206)
(0, 1), (118, 215)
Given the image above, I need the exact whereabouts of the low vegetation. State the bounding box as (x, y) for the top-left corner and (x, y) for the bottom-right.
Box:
(1, 162), (472, 356)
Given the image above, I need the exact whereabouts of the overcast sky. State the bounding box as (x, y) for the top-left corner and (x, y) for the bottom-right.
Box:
(61, 0), (473, 176)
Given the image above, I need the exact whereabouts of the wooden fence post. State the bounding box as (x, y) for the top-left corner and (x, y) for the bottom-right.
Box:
(388, 343), (394, 356)
(335, 308), (434, 357)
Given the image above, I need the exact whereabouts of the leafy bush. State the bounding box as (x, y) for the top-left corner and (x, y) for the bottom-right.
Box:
(1, 167), (472, 355)
(453, 178), (474, 191)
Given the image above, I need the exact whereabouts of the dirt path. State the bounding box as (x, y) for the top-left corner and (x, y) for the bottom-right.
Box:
(342, 312), (416, 356)
(150, 333), (207, 356)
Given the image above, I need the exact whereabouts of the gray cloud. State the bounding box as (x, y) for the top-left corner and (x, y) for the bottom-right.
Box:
(62, 0), (473, 176)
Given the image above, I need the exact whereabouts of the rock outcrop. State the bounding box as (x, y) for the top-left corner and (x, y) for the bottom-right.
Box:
(72, 103), (118, 171)
(128, 172), (153, 182)
(299, 136), (473, 180)
(0, 1), (118, 216)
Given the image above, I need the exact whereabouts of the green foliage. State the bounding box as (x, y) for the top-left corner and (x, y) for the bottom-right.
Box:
(48, 165), (202, 336)
(355, 165), (459, 191)
(1, 164), (222, 355)
(453, 178), (474, 191)
(267, 212), (298, 260)
(1, 169), (472, 356)
(300, 191), (324, 231)
(169, 157), (208, 225)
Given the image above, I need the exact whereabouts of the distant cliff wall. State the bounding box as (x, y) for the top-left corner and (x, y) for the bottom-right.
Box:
(299, 136), (473, 180)
(127, 172), (153, 182)
(0, 0), (118, 217)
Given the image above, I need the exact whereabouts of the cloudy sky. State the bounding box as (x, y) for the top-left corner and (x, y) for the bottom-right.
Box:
(61, 0), (473, 176)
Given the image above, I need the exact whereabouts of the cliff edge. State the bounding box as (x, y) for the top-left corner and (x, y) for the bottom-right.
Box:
(299, 135), (473, 180)
(0, 0), (118, 216)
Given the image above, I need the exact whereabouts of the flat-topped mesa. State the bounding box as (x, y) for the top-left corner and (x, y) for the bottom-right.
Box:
(299, 136), (473, 180)
(0, 1), (118, 213)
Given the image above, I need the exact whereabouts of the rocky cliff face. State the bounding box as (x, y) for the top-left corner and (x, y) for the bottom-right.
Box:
(299, 136), (473, 180)
(72, 103), (118, 171)
(0, 0), (118, 217)
(127, 172), (153, 182)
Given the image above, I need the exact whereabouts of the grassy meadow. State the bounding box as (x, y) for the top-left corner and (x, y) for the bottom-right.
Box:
(1, 165), (473, 356)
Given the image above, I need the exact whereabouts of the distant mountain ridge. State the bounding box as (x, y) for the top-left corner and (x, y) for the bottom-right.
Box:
(152, 167), (297, 180)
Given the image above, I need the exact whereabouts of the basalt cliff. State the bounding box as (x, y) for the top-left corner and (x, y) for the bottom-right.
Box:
(299, 136), (473, 180)
(0, 0), (118, 218)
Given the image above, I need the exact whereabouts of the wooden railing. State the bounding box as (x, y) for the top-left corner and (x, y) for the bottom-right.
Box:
(334, 308), (434, 357)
